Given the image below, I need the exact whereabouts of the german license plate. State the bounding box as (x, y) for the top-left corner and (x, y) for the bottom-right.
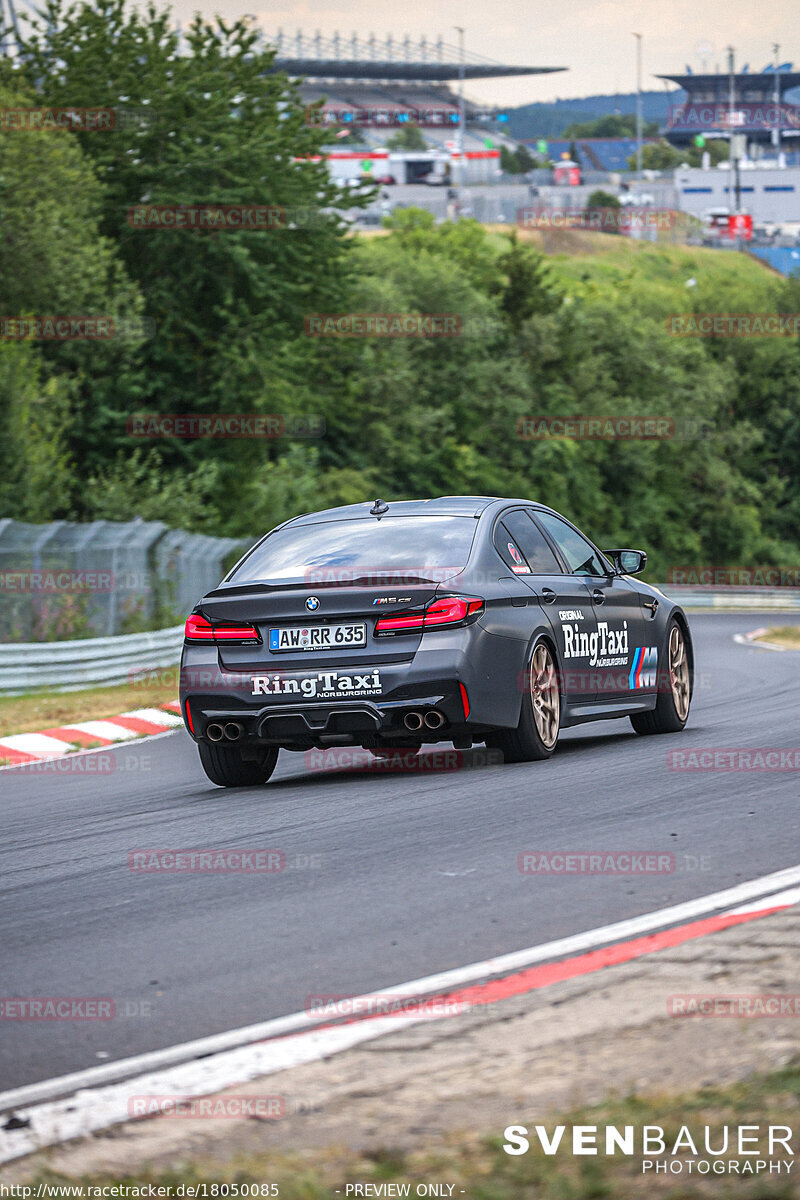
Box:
(268, 623), (367, 652)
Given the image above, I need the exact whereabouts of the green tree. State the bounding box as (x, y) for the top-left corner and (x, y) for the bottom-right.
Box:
(0, 81), (143, 517)
(495, 233), (562, 331)
(515, 144), (536, 172)
(627, 140), (683, 171)
(563, 114), (660, 139)
(386, 123), (427, 150)
(685, 139), (730, 167)
(586, 189), (621, 209)
(500, 144), (518, 173)
(13, 0), (363, 512)
(500, 143), (537, 174)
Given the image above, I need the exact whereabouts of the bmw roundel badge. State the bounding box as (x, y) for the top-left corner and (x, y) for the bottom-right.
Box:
(305, 596), (320, 611)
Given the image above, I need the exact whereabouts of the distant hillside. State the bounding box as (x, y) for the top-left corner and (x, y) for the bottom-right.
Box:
(506, 90), (683, 139)
(506, 85), (800, 141)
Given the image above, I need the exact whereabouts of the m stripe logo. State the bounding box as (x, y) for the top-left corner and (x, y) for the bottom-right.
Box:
(629, 646), (658, 689)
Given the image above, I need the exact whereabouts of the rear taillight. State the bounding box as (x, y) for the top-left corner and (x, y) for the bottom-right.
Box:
(373, 611), (425, 633)
(423, 596), (484, 626)
(374, 596), (483, 636)
(184, 614), (261, 644)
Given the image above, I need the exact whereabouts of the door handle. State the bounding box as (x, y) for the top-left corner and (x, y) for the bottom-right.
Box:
(591, 588), (605, 605)
(540, 588), (556, 604)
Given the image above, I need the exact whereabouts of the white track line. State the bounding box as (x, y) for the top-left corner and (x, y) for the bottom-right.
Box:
(1, 861), (799, 1167)
(726, 885), (800, 916)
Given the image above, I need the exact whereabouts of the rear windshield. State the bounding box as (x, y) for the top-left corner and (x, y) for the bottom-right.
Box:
(228, 516), (477, 585)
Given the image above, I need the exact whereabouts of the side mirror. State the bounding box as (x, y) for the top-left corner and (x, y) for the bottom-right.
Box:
(605, 549), (647, 576)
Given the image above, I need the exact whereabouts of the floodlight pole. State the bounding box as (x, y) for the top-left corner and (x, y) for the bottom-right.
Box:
(726, 46), (735, 213)
(633, 33), (643, 180)
(455, 26), (465, 188)
(772, 42), (780, 154)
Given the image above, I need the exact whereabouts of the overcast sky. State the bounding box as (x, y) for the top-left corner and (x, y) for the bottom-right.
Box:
(170, 0), (796, 106)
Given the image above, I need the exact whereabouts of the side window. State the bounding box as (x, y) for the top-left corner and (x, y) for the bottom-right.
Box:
(503, 510), (562, 574)
(533, 511), (608, 577)
(494, 520), (532, 575)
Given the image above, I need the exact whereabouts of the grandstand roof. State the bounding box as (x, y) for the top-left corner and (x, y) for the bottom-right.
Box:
(266, 31), (566, 83)
(657, 72), (800, 91)
(273, 59), (563, 81)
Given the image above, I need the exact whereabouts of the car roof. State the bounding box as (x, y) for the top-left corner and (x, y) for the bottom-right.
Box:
(285, 497), (560, 526)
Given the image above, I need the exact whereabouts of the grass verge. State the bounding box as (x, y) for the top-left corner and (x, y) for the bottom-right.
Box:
(756, 627), (800, 649)
(19, 1064), (800, 1197)
(0, 672), (180, 738)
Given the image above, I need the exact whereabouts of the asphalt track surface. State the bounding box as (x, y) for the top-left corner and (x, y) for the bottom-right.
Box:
(2, 611), (798, 1091)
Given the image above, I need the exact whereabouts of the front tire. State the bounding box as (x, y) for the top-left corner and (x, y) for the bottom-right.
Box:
(488, 638), (561, 763)
(198, 742), (279, 788)
(630, 620), (692, 736)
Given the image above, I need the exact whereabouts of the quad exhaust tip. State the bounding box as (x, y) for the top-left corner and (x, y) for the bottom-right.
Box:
(403, 710), (445, 731)
(206, 722), (244, 742)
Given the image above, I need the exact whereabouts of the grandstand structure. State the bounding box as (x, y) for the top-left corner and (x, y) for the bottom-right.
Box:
(520, 136), (662, 172)
(268, 31), (566, 181)
(658, 67), (800, 148)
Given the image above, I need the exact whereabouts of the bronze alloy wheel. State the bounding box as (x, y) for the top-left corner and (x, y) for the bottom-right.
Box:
(529, 641), (560, 749)
(669, 623), (691, 720)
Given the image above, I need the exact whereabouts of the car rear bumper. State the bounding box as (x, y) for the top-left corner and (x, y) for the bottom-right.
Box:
(179, 625), (526, 747)
(184, 689), (466, 747)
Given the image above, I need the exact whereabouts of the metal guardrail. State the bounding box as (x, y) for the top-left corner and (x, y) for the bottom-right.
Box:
(657, 585), (800, 609)
(0, 625), (185, 695)
(0, 518), (246, 641)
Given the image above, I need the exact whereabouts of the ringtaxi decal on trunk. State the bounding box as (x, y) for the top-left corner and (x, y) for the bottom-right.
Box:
(251, 669), (383, 699)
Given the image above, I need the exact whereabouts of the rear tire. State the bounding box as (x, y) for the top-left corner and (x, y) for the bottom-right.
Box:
(198, 742), (278, 787)
(488, 638), (560, 763)
(630, 620), (692, 736)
